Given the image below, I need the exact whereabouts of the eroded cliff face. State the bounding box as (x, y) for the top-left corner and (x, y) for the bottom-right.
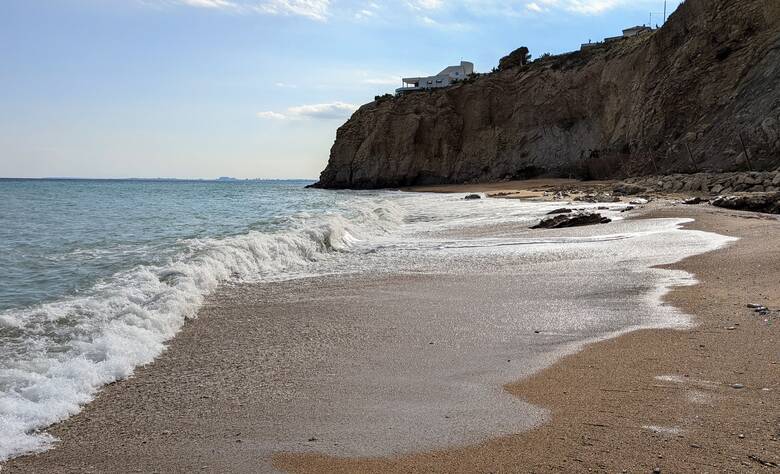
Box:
(314, 0), (780, 189)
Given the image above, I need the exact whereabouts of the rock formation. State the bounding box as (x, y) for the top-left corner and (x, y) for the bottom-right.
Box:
(312, 0), (780, 189)
(531, 213), (612, 229)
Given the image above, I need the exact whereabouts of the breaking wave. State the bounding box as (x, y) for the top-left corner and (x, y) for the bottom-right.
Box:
(0, 199), (405, 460)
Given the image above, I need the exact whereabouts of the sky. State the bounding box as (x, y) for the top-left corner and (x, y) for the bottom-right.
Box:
(0, 0), (680, 179)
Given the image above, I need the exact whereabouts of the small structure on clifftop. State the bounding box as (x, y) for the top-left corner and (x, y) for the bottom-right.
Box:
(622, 25), (653, 37)
(396, 61), (474, 94)
(581, 25), (654, 50)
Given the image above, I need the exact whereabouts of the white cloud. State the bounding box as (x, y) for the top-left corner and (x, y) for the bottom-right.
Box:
(407, 0), (444, 10)
(178, 0), (235, 8)
(523, 0), (658, 15)
(288, 102), (358, 119)
(274, 82), (297, 88)
(257, 101), (358, 120)
(158, 0), (663, 20)
(354, 9), (376, 20)
(418, 15), (471, 30)
(525, 2), (543, 12)
(257, 0), (330, 21)
(166, 0), (330, 20)
(256, 111), (288, 119)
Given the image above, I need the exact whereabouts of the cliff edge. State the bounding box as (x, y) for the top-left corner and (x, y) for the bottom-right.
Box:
(313, 0), (780, 189)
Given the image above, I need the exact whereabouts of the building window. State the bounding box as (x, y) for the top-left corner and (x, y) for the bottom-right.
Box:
(436, 79), (442, 83)
(427, 80), (432, 84)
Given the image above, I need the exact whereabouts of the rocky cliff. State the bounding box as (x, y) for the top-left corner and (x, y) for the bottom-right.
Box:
(313, 0), (780, 189)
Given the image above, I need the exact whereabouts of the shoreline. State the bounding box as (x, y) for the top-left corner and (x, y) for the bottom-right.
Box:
(274, 190), (780, 472)
(4, 186), (779, 472)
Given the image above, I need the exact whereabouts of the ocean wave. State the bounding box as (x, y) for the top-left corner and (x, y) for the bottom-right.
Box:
(0, 199), (405, 461)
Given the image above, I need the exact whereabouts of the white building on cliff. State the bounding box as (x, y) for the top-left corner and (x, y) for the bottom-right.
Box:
(396, 61), (474, 94)
(581, 25), (654, 50)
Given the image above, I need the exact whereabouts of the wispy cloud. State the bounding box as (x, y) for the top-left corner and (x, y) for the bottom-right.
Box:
(522, 0), (658, 15)
(257, 0), (330, 21)
(256, 111), (288, 119)
(257, 101), (358, 120)
(418, 15), (471, 31)
(165, 0), (330, 20)
(179, 0), (235, 8)
(406, 0), (444, 10)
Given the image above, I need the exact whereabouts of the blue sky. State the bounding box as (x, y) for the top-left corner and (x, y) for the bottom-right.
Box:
(0, 0), (679, 179)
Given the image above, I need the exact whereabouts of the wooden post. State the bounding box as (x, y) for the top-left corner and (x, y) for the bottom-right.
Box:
(738, 132), (753, 171)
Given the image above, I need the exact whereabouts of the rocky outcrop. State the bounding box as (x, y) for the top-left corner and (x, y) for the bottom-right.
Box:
(621, 170), (780, 195)
(712, 193), (780, 214)
(313, 0), (780, 189)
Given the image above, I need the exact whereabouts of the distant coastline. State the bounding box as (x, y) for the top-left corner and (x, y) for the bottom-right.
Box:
(0, 177), (317, 183)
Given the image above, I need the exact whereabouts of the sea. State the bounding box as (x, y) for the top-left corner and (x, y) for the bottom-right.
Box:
(0, 178), (734, 461)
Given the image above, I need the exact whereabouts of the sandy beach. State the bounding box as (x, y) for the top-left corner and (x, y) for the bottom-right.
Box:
(277, 204), (780, 473)
(4, 184), (779, 473)
(4, 0), (779, 470)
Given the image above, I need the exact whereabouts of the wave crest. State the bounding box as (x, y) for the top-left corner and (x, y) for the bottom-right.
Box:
(0, 198), (405, 461)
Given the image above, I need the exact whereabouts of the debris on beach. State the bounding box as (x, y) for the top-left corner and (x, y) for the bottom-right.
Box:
(682, 197), (705, 205)
(531, 213), (611, 229)
(747, 303), (771, 315)
(629, 198), (650, 205)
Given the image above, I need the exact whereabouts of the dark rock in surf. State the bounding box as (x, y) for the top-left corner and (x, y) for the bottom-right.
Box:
(464, 194), (482, 200)
(531, 213), (611, 229)
(547, 208), (573, 215)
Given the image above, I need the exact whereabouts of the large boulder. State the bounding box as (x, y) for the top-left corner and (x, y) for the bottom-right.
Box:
(531, 213), (612, 229)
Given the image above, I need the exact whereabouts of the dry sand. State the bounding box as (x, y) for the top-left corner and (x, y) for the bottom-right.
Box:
(4, 183), (779, 473)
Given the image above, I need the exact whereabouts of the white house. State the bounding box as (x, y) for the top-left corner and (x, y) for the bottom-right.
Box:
(622, 25), (653, 37)
(396, 61), (474, 94)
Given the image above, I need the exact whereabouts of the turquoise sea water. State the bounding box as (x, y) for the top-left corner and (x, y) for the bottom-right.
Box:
(0, 179), (337, 311)
(1, 178), (415, 458)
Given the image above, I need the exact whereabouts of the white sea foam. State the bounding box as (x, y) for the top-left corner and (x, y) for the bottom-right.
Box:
(0, 198), (406, 461)
(0, 190), (727, 462)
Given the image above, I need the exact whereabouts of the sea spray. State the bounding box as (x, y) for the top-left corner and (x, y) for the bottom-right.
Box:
(0, 191), (406, 460)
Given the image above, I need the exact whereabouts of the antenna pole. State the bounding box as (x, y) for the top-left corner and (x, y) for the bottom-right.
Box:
(663, 0), (667, 23)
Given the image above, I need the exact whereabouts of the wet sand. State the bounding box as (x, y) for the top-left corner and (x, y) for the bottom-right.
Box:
(4, 198), (779, 472)
(275, 206), (780, 472)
